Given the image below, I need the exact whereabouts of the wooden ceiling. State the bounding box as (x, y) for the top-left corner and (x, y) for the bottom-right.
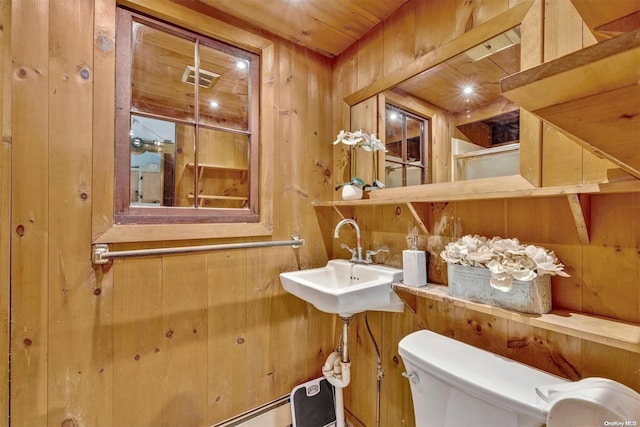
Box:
(393, 30), (521, 124)
(131, 19), (252, 130)
(191, 0), (409, 57)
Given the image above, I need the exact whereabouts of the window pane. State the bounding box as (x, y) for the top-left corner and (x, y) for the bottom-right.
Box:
(198, 42), (250, 131)
(405, 165), (424, 186)
(194, 127), (249, 208)
(454, 147), (519, 181)
(385, 105), (403, 159)
(385, 162), (404, 188)
(115, 8), (260, 224)
(130, 115), (181, 207)
(384, 104), (429, 188)
(131, 21), (196, 121)
(406, 115), (422, 163)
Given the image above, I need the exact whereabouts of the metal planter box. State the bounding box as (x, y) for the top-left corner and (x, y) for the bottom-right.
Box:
(447, 263), (552, 314)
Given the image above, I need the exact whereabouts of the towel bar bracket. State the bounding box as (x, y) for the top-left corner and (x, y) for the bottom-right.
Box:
(93, 244), (110, 265)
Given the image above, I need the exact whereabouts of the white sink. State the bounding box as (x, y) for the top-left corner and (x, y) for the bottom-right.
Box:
(279, 259), (405, 317)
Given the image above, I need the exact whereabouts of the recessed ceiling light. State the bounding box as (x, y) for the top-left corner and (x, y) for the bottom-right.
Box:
(236, 60), (247, 70)
(463, 86), (474, 95)
(209, 100), (219, 108)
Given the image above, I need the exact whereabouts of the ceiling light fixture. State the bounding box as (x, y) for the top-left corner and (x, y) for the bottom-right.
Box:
(181, 65), (221, 89)
(464, 28), (521, 62)
(209, 100), (219, 108)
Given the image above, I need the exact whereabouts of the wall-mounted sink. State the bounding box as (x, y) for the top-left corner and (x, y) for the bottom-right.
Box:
(280, 259), (404, 317)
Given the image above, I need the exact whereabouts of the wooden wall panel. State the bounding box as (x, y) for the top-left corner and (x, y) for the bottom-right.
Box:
(113, 256), (165, 426)
(333, 2), (640, 425)
(162, 253), (209, 426)
(382, 1), (415, 76)
(584, 194), (640, 323)
(541, 0), (608, 187)
(7, 1), (336, 426)
(208, 249), (248, 423)
(414, 0), (457, 58)
(10, 1), (49, 426)
(356, 28), (384, 93)
(0, 0), (10, 423)
(92, 0), (116, 239)
(47, 1), (113, 426)
(506, 323), (582, 380)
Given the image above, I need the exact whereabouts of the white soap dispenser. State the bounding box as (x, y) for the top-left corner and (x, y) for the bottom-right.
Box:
(403, 227), (427, 287)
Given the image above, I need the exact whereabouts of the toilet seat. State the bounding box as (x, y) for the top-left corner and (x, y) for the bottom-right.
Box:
(536, 378), (640, 427)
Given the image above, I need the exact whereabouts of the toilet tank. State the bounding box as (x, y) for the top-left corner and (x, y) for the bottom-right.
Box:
(398, 330), (567, 427)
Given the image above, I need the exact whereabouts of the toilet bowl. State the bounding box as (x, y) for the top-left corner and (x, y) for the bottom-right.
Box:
(398, 330), (640, 427)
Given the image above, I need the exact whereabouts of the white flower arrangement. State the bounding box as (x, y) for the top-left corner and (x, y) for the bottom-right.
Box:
(333, 129), (386, 152)
(333, 129), (386, 190)
(440, 234), (569, 291)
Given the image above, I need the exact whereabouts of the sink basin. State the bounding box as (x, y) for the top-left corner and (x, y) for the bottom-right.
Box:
(279, 259), (404, 317)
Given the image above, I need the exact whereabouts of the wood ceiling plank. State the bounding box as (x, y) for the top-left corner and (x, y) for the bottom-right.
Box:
(199, 0), (358, 56)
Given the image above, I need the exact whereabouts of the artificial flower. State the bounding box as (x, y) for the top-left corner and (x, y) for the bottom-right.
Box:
(440, 234), (570, 292)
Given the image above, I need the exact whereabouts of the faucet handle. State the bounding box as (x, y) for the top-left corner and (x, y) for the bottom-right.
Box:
(365, 246), (389, 263)
(340, 243), (358, 260)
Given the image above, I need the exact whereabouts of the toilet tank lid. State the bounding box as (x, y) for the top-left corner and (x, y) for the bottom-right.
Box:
(399, 330), (568, 421)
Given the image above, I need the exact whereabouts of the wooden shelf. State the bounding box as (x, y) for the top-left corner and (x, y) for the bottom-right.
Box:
(570, 0), (640, 41)
(501, 28), (640, 179)
(187, 194), (248, 201)
(186, 162), (248, 172)
(313, 175), (640, 207)
(393, 283), (640, 354)
(315, 175), (640, 245)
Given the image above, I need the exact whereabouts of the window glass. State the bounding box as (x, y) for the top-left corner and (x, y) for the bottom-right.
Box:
(115, 8), (259, 224)
(384, 105), (429, 188)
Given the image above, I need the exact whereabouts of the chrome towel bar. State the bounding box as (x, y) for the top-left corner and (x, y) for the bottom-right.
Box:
(92, 234), (304, 264)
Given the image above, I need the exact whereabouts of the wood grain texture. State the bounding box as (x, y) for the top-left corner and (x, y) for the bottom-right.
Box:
(0, 0), (9, 423)
(113, 255), (164, 426)
(47, 2), (112, 427)
(5, 1), (640, 427)
(197, 0), (407, 57)
(10, 1), (49, 425)
(571, 0), (640, 41)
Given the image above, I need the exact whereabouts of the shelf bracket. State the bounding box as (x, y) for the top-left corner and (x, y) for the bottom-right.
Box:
(394, 287), (418, 314)
(566, 194), (591, 245)
(332, 205), (347, 220)
(406, 202), (430, 236)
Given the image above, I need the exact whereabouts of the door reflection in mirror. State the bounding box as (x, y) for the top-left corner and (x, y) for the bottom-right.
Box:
(130, 115), (177, 207)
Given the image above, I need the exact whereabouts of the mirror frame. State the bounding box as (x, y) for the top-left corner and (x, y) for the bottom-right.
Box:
(344, 0), (543, 193)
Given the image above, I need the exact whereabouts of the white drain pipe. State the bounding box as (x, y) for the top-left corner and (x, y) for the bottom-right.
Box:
(322, 316), (352, 427)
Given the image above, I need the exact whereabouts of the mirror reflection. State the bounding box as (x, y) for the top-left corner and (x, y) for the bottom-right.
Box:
(128, 19), (252, 208)
(387, 26), (522, 183)
(384, 105), (429, 188)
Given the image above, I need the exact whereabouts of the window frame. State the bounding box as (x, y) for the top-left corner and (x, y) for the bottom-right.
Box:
(114, 7), (260, 225)
(384, 103), (430, 187)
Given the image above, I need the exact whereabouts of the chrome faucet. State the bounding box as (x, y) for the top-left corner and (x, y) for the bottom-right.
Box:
(334, 218), (363, 263)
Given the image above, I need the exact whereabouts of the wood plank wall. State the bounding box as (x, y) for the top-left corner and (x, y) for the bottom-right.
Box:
(2, 1), (639, 427)
(5, 1), (337, 426)
(332, 1), (640, 427)
(0, 0), (10, 424)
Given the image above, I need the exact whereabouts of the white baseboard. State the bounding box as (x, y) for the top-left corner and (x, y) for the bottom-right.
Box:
(213, 396), (292, 427)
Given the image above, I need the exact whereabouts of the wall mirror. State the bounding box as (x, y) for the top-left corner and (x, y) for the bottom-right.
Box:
(389, 26), (522, 183)
(344, 0), (542, 193)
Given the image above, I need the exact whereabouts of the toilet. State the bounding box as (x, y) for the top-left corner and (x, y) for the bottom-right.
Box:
(398, 330), (640, 427)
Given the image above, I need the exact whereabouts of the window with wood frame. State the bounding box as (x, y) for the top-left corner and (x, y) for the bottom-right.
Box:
(384, 104), (429, 188)
(114, 8), (260, 224)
